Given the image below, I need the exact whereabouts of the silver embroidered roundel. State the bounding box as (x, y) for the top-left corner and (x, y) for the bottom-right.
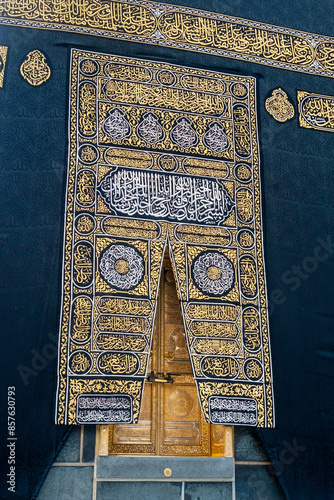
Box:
(192, 251), (234, 295)
(99, 244), (144, 290)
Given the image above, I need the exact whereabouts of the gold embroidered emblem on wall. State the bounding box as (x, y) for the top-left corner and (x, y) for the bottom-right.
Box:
(0, 45), (8, 88)
(56, 49), (274, 428)
(297, 91), (334, 131)
(265, 89), (295, 122)
(20, 50), (51, 86)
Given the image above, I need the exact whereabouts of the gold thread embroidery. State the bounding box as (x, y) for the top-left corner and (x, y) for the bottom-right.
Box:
(265, 88), (295, 122)
(20, 50), (51, 86)
(56, 50), (274, 427)
(2, 1), (334, 77)
(297, 91), (334, 132)
(0, 46), (8, 87)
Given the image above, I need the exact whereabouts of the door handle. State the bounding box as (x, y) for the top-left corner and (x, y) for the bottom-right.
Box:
(147, 371), (174, 383)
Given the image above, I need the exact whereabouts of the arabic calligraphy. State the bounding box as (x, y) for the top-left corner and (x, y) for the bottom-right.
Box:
(233, 104), (251, 158)
(71, 296), (92, 343)
(79, 82), (97, 137)
(102, 78), (227, 116)
(209, 396), (257, 425)
(298, 91), (334, 132)
(77, 394), (132, 423)
(190, 320), (238, 338)
(201, 356), (239, 378)
(186, 303), (238, 322)
(240, 256), (258, 299)
(69, 351), (92, 374)
(76, 170), (95, 206)
(265, 88), (295, 122)
(242, 307), (261, 352)
(96, 315), (148, 334)
(98, 352), (139, 375)
(192, 251), (235, 296)
(97, 297), (152, 316)
(99, 243), (145, 291)
(98, 168), (235, 225)
(244, 358), (263, 381)
(315, 42), (334, 71)
(0, 46), (7, 87)
(159, 11), (314, 67)
(1, 1), (334, 78)
(0, 1), (157, 35)
(192, 338), (239, 356)
(96, 333), (147, 352)
(56, 50), (274, 428)
(73, 242), (93, 288)
(175, 224), (231, 245)
(20, 50), (51, 86)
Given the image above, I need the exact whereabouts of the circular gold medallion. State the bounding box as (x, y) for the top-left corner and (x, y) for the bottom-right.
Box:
(206, 265), (222, 281)
(114, 259), (129, 275)
(164, 468), (172, 477)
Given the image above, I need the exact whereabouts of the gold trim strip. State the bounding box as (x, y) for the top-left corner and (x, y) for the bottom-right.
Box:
(0, 0), (334, 77)
(0, 45), (8, 88)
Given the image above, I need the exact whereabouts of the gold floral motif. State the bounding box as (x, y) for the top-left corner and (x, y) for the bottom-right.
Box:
(20, 50), (51, 86)
(0, 46), (8, 87)
(265, 88), (295, 122)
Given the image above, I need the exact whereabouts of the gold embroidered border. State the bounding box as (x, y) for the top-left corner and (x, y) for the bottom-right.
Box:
(297, 91), (334, 132)
(0, 45), (8, 87)
(0, 0), (334, 78)
(56, 49), (274, 427)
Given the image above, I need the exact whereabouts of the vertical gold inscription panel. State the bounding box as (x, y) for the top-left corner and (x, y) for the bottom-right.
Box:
(107, 252), (232, 456)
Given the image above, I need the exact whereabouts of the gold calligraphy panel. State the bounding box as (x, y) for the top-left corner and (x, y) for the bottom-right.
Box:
(1, 1), (334, 77)
(56, 49), (273, 428)
(20, 50), (51, 86)
(297, 91), (334, 132)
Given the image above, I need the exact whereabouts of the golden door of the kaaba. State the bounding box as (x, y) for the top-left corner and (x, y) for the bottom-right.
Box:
(104, 252), (232, 457)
